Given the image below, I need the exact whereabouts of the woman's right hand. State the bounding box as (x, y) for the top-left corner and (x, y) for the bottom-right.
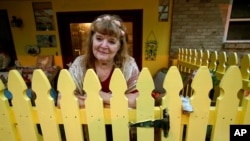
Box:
(57, 93), (86, 108)
(75, 94), (86, 108)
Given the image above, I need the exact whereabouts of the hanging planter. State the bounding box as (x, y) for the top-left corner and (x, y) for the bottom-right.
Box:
(145, 30), (158, 61)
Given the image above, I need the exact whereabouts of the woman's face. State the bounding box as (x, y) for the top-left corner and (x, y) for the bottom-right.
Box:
(92, 32), (120, 62)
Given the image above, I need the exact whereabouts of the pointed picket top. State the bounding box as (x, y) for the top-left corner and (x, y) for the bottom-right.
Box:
(83, 69), (106, 141)
(219, 66), (242, 96)
(227, 52), (238, 66)
(136, 68), (155, 141)
(181, 48), (185, 61)
(136, 68), (155, 111)
(190, 66), (212, 109)
(178, 48), (183, 61)
(83, 69), (102, 106)
(162, 66), (183, 141)
(217, 51), (227, 79)
(110, 68), (128, 108)
(202, 50), (210, 66)
(212, 66), (242, 141)
(32, 69), (61, 141)
(8, 70), (29, 111)
(57, 69), (83, 141)
(184, 48), (188, 62)
(208, 51), (218, 70)
(187, 49), (192, 63)
(196, 49), (203, 66)
(32, 69), (52, 104)
(57, 69), (78, 109)
(240, 54), (250, 80)
(191, 49), (197, 64)
(162, 66), (182, 108)
(8, 70), (27, 96)
(109, 68), (129, 141)
(218, 52), (227, 69)
(8, 70), (39, 141)
(185, 66), (212, 141)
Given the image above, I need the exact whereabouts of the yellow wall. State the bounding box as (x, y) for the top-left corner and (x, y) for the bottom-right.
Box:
(0, 0), (172, 76)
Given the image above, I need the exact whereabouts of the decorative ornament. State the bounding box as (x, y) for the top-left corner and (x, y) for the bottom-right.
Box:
(145, 30), (158, 61)
(25, 45), (40, 56)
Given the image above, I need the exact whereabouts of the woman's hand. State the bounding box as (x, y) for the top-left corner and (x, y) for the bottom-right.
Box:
(75, 94), (86, 108)
(99, 91), (111, 106)
(125, 92), (139, 109)
(57, 93), (86, 109)
(100, 91), (138, 108)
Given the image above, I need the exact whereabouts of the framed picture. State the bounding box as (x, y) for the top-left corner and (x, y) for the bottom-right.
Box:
(32, 2), (55, 31)
(36, 35), (56, 47)
(159, 0), (169, 22)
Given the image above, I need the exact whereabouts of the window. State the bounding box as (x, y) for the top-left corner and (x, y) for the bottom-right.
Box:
(224, 0), (250, 43)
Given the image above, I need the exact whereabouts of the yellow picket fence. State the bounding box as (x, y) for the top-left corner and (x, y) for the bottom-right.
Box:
(0, 49), (250, 141)
(177, 48), (250, 103)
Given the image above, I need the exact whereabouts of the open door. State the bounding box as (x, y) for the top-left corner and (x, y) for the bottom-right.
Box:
(57, 10), (142, 69)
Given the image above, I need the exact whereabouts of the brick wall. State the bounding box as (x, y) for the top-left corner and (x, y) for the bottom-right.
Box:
(170, 0), (249, 60)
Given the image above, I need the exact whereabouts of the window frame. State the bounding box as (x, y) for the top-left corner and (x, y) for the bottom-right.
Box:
(223, 0), (250, 43)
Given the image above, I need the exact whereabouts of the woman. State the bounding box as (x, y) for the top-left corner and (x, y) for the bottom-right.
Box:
(57, 14), (139, 109)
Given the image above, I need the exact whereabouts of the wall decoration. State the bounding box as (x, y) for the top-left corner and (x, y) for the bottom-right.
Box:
(25, 45), (40, 56)
(36, 35), (56, 47)
(159, 0), (169, 22)
(145, 31), (158, 61)
(32, 2), (55, 31)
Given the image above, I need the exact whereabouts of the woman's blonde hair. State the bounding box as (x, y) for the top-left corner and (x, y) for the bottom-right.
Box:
(83, 14), (129, 70)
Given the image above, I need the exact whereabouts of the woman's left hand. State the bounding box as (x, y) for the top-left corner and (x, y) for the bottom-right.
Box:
(99, 91), (111, 105)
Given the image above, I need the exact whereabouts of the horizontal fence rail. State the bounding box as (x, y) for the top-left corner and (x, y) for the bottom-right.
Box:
(1, 54), (250, 141)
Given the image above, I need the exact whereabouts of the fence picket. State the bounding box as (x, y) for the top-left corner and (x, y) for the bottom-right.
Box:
(32, 69), (61, 141)
(8, 70), (41, 141)
(217, 51), (227, 75)
(240, 54), (250, 89)
(57, 69), (83, 141)
(109, 68), (130, 141)
(136, 68), (155, 141)
(241, 54), (250, 123)
(187, 49), (192, 63)
(184, 48), (188, 62)
(202, 50), (209, 66)
(186, 66), (213, 141)
(227, 52), (238, 66)
(191, 49), (197, 64)
(84, 69), (106, 141)
(208, 51), (217, 70)
(196, 50), (203, 66)
(0, 80), (18, 141)
(211, 66), (242, 141)
(162, 66), (183, 141)
(241, 83), (250, 124)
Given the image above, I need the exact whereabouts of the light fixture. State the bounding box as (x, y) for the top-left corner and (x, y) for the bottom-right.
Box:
(10, 16), (23, 27)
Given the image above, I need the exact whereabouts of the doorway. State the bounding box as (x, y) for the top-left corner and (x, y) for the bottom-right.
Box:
(0, 10), (17, 68)
(57, 10), (142, 69)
